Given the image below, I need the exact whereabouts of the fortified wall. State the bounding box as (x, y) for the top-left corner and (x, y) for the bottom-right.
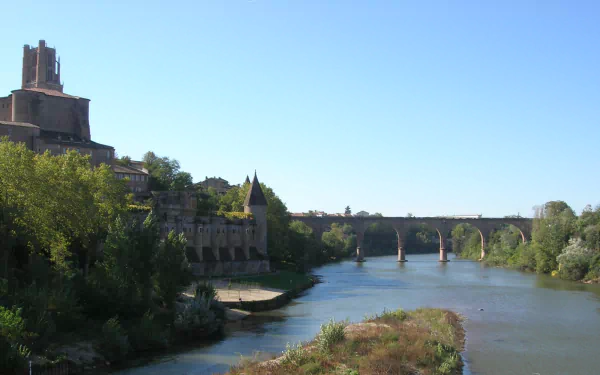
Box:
(152, 174), (270, 277)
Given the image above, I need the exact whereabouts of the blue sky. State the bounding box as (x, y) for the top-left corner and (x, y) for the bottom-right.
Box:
(1, 1), (599, 217)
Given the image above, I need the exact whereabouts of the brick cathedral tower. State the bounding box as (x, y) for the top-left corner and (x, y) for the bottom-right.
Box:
(22, 40), (63, 92)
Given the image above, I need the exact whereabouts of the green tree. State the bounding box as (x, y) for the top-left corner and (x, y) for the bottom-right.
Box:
(154, 231), (192, 308)
(532, 201), (576, 273)
(143, 151), (193, 191)
(345, 206), (351, 215)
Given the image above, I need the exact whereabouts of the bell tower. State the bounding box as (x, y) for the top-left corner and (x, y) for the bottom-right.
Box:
(22, 40), (63, 92)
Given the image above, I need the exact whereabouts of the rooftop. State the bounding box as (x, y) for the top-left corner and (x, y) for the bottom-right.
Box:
(39, 130), (113, 150)
(0, 120), (40, 129)
(113, 164), (149, 175)
(244, 173), (268, 206)
(15, 88), (84, 100)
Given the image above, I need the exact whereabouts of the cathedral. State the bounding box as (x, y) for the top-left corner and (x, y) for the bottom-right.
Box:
(0, 40), (114, 166)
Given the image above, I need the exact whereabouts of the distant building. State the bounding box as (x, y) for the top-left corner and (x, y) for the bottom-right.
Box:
(150, 172), (270, 277)
(0, 40), (114, 166)
(197, 176), (234, 195)
(355, 211), (370, 217)
(113, 161), (149, 194)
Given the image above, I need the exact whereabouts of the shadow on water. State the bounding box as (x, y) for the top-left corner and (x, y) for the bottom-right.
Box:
(534, 274), (600, 297)
(116, 254), (600, 375)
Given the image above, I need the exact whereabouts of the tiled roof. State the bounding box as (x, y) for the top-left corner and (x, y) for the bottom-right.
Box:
(113, 164), (149, 175)
(39, 130), (113, 150)
(243, 172), (268, 206)
(20, 88), (83, 100)
(0, 120), (39, 129)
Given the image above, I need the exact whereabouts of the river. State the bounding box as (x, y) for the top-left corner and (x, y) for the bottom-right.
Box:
(117, 253), (600, 375)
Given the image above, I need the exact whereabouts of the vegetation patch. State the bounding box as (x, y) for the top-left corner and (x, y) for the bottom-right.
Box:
(453, 201), (600, 284)
(227, 307), (464, 375)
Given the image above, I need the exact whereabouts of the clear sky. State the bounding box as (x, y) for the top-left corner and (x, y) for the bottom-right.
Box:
(1, 1), (599, 217)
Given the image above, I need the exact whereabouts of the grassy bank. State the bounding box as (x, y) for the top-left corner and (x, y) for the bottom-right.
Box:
(229, 270), (315, 291)
(228, 307), (464, 375)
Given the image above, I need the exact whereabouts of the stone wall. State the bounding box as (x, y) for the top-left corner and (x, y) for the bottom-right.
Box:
(0, 122), (39, 149)
(11, 90), (91, 140)
(152, 191), (270, 277)
(0, 96), (11, 121)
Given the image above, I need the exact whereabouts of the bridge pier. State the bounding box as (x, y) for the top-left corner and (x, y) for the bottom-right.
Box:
(439, 247), (448, 262)
(396, 229), (407, 262)
(356, 229), (365, 262)
(356, 246), (365, 262)
(397, 246), (406, 262)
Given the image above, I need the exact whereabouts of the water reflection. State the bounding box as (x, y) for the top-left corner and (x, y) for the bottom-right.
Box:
(117, 253), (600, 375)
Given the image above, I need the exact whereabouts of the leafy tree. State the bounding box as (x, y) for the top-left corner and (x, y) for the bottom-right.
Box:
(288, 221), (320, 270)
(532, 201), (576, 273)
(557, 239), (595, 281)
(345, 206), (352, 215)
(115, 155), (132, 167)
(143, 151), (193, 191)
(154, 232), (192, 308)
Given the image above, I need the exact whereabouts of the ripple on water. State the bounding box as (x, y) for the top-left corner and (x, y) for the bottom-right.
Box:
(116, 254), (600, 375)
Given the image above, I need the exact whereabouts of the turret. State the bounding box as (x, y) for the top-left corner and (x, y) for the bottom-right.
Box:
(244, 172), (268, 255)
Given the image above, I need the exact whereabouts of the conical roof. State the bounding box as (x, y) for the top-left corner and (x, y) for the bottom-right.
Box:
(244, 172), (268, 206)
(245, 175), (251, 184)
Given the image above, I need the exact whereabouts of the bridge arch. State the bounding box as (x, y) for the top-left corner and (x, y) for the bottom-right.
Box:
(292, 216), (532, 262)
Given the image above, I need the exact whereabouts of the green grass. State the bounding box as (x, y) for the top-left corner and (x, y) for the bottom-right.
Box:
(229, 271), (313, 291)
(227, 307), (465, 375)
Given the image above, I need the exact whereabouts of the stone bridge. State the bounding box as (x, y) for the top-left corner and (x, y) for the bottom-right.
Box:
(293, 216), (533, 262)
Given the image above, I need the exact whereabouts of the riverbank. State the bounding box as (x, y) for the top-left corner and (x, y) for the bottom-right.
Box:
(227, 307), (465, 375)
(34, 272), (316, 374)
(191, 270), (317, 312)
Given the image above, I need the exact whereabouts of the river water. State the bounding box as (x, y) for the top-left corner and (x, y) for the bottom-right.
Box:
(117, 253), (600, 375)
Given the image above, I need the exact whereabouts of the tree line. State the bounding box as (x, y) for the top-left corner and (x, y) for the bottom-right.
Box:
(452, 201), (600, 282)
(0, 140), (223, 371)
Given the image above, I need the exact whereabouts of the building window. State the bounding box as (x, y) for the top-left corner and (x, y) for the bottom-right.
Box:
(90, 150), (93, 158)
(106, 150), (110, 160)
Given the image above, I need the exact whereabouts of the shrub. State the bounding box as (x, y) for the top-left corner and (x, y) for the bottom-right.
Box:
(432, 341), (460, 375)
(315, 318), (346, 353)
(584, 253), (600, 281)
(98, 316), (130, 362)
(195, 282), (218, 301)
(174, 293), (224, 338)
(380, 308), (407, 322)
(281, 342), (309, 367)
(0, 306), (31, 371)
(298, 361), (322, 374)
(129, 311), (169, 351)
(557, 239), (595, 281)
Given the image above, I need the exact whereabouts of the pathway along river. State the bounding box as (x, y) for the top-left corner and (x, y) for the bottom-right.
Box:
(117, 254), (600, 375)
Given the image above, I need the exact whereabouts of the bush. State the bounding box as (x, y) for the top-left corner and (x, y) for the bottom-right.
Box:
(557, 239), (595, 281)
(315, 318), (346, 353)
(98, 316), (130, 362)
(298, 361), (322, 374)
(379, 308), (407, 322)
(431, 341), (460, 375)
(129, 311), (169, 351)
(195, 282), (217, 301)
(585, 253), (600, 281)
(0, 306), (31, 370)
(0, 337), (30, 371)
(174, 293), (224, 338)
(508, 242), (537, 271)
(281, 342), (309, 367)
